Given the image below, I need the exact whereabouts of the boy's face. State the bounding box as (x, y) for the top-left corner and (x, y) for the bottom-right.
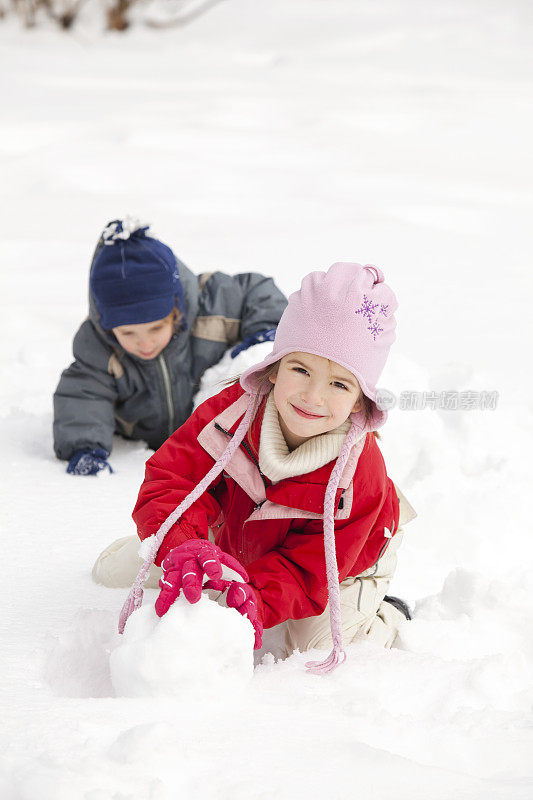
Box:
(269, 352), (363, 451)
(112, 314), (174, 360)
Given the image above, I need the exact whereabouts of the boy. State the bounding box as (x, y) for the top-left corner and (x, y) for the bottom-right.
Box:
(54, 218), (287, 474)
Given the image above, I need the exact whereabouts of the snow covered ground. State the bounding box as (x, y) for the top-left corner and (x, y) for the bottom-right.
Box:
(1, 0), (532, 797)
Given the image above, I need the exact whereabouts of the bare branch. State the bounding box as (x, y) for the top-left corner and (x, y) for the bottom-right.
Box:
(145, 0), (226, 29)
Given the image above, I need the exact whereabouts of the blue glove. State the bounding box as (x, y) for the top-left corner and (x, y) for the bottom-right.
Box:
(67, 448), (113, 476)
(231, 328), (276, 359)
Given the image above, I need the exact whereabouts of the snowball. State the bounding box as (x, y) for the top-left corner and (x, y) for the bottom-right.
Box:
(110, 595), (254, 697)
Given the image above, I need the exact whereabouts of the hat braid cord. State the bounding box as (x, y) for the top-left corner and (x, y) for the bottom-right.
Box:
(118, 393), (257, 634)
(305, 421), (359, 675)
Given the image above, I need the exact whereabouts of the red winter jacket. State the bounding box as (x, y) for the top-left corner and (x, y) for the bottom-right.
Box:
(132, 382), (400, 630)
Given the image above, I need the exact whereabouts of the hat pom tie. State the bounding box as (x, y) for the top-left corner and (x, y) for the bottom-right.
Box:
(102, 217), (150, 245)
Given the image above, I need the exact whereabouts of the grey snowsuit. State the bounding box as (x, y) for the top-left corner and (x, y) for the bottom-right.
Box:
(53, 258), (287, 460)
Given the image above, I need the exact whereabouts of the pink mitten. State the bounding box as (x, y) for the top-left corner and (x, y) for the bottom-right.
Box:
(226, 582), (263, 650)
(155, 539), (248, 617)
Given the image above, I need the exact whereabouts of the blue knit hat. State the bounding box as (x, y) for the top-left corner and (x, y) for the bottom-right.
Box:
(90, 218), (186, 331)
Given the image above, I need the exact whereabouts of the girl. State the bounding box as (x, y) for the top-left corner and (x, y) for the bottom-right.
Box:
(118, 262), (417, 672)
(53, 218), (287, 474)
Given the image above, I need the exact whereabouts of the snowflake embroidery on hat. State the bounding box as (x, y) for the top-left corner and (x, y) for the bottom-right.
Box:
(355, 295), (389, 340)
(368, 320), (384, 340)
(354, 294), (379, 323)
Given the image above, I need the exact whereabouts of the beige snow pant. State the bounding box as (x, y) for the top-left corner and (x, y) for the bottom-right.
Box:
(92, 534), (163, 590)
(285, 530), (405, 652)
(282, 479), (419, 652)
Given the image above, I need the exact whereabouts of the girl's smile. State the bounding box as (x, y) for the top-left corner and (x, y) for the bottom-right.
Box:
(290, 403), (327, 419)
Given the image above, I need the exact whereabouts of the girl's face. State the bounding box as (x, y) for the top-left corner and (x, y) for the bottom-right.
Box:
(112, 314), (174, 360)
(269, 352), (363, 450)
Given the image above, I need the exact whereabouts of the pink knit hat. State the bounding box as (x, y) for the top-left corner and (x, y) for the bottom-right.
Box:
(240, 262), (397, 434)
(119, 262), (398, 676)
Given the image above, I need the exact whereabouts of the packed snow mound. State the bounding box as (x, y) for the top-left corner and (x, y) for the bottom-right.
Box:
(45, 609), (119, 698)
(396, 568), (533, 714)
(401, 567), (533, 660)
(110, 595), (254, 697)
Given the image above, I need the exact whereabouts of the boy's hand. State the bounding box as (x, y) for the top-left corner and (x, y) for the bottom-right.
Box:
(230, 328), (276, 358)
(67, 448), (113, 476)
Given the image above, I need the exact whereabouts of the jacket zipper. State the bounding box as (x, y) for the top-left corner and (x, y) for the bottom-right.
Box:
(157, 354), (175, 439)
(214, 422), (269, 491)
